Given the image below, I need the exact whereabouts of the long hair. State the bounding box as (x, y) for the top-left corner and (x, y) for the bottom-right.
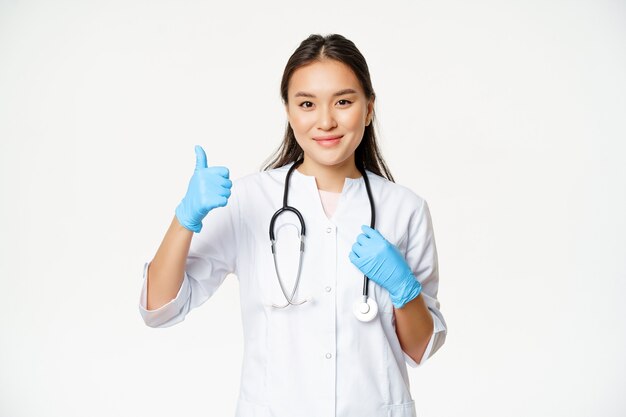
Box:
(261, 33), (395, 182)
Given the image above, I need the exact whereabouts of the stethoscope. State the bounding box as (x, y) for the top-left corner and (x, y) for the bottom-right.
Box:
(268, 158), (379, 322)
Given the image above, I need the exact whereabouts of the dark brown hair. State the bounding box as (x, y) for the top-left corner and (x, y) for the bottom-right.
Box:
(261, 33), (395, 182)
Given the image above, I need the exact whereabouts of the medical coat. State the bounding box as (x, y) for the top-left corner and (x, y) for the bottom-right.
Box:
(139, 162), (447, 417)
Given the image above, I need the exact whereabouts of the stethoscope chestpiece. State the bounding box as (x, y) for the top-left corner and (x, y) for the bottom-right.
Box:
(352, 296), (378, 322)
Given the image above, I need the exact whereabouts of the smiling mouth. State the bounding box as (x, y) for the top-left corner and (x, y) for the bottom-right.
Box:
(314, 135), (343, 141)
(313, 136), (343, 147)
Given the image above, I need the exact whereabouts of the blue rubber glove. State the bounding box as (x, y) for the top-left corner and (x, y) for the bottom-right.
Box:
(175, 145), (232, 233)
(349, 225), (422, 309)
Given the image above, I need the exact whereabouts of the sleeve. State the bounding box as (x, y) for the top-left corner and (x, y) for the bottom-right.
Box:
(138, 183), (242, 328)
(401, 198), (447, 368)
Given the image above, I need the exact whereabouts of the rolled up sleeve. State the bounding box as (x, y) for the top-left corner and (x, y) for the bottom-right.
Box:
(138, 261), (193, 328)
(402, 198), (447, 368)
(404, 310), (447, 368)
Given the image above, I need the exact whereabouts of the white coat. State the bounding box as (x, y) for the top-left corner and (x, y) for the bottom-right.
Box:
(139, 162), (447, 417)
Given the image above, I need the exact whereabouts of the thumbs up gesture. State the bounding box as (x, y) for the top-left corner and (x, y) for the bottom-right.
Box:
(175, 145), (232, 233)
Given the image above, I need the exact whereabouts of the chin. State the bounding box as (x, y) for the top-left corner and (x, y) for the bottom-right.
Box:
(310, 154), (353, 168)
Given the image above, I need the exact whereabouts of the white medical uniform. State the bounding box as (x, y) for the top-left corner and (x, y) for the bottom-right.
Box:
(139, 162), (447, 417)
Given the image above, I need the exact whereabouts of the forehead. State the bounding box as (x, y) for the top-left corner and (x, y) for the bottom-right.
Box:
(288, 59), (363, 96)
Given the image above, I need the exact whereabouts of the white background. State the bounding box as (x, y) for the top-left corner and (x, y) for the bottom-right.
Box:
(1, 0), (625, 416)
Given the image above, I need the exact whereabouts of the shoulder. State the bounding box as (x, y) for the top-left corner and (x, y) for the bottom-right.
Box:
(365, 170), (426, 211)
(233, 164), (291, 184)
(232, 165), (290, 187)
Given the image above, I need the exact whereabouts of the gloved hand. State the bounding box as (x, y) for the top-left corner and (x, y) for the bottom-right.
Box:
(349, 225), (422, 309)
(175, 145), (232, 233)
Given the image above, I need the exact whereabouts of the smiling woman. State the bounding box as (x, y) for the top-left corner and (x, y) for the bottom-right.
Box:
(139, 33), (446, 417)
(282, 59), (374, 189)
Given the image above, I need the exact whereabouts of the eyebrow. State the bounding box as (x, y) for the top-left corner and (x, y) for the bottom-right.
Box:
(293, 88), (358, 98)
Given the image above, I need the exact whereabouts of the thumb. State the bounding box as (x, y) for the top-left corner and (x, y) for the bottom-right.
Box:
(194, 145), (208, 170)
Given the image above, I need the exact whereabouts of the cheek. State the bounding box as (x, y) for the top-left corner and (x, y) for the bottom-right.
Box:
(339, 110), (366, 131)
(289, 112), (314, 132)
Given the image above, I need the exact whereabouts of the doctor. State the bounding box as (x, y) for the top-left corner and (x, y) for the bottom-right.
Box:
(139, 33), (446, 417)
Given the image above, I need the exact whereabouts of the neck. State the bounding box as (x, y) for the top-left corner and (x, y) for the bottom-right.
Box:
(296, 156), (361, 192)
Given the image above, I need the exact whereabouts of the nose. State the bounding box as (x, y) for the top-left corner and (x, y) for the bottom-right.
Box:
(317, 105), (337, 130)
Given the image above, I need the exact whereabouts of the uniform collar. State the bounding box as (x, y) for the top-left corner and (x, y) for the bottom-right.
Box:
(286, 161), (365, 194)
(276, 161), (373, 224)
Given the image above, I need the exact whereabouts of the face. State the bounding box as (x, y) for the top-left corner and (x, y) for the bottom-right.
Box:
(285, 59), (374, 173)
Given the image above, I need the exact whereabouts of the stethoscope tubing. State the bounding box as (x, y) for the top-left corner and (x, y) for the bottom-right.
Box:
(268, 158), (376, 308)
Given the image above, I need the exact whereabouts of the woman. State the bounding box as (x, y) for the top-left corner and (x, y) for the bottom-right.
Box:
(139, 33), (447, 417)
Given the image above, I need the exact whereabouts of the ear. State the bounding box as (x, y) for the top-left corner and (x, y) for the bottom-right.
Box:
(284, 102), (290, 119)
(366, 96), (375, 126)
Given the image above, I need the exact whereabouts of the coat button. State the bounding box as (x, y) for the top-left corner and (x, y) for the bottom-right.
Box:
(325, 353), (332, 359)
(325, 286), (332, 292)
(326, 227), (332, 233)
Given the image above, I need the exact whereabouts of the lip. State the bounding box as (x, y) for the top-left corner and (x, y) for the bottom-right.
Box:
(313, 135), (343, 141)
(313, 135), (342, 148)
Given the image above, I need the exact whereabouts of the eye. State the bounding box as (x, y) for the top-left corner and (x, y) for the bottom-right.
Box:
(337, 99), (352, 106)
(298, 101), (313, 109)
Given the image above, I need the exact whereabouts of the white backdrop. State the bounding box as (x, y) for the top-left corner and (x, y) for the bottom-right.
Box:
(1, 0), (625, 416)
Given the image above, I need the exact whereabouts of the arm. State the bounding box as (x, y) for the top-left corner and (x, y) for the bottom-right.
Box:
(350, 199), (446, 365)
(393, 294), (434, 364)
(138, 145), (233, 327)
(396, 198), (446, 365)
(145, 215), (193, 311)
